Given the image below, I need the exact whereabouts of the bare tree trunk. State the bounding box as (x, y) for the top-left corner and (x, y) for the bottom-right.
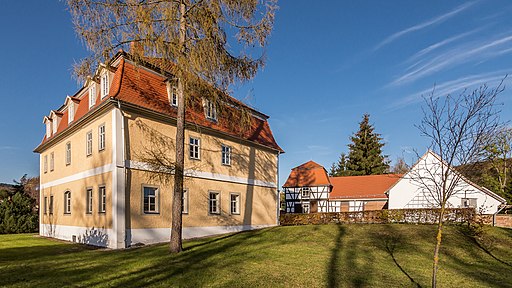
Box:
(170, 0), (187, 253)
(431, 206), (445, 288)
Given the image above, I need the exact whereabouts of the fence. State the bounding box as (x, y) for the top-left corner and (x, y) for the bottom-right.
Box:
(279, 208), (476, 226)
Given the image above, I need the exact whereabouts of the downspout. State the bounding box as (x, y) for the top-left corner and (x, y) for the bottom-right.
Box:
(276, 152), (280, 226)
(116, 99), (127, 243)
(493, 204), (506, 226)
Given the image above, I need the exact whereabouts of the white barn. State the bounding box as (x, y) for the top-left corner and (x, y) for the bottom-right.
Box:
(388, 151), (506, 214)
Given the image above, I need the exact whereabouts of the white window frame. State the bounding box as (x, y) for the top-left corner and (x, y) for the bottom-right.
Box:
(143, 185), (159, 214)
(204, 99), (217, 121)
(230, 193), (240, 215)
(101, 72), (109, 99)
(64, 191), (71, 214)
(89, 83), (97, 109)
(86, 188), (93, 214)
(86, 131), (93, 156)
(167, 81), (178, 107)
(461, 198), (477, 208)
(43, 155), (48, 173)
(302, 203), (310, 214)
(221, 145), (231, 166)
(65, 142), (71, 165)
(348, 200), (364, 212)
(46, 122), (51, 138)
(189, 137), (201, 160)
(68, 102), (74, 124)
(301, 187), (310, 198)
(50, 152), (54, 172)
(99, 185), (106, 213)
(98, 124), (105, 151)
(182, 189), (189, 214)
(209, 191), (220, 215)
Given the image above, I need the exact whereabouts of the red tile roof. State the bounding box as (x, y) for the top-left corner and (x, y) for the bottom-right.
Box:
(328, 174), (402, 200)
(283, 161), (331, 188)
(37, 53), (282, 153)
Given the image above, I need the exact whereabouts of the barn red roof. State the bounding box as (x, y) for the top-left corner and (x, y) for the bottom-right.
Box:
(283, 161), (331, 188)
(328, 174), (402, 200)
(36, 53), (282, 153)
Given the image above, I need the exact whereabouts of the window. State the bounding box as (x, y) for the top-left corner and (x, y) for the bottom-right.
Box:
(49, 195), (54, 214)
(50, 152), (54, 171)
(221, 145), (231, 165)
(99, 186), (106, 213)
(86, 188), (93, 214)
(302, 203), (310, 214)
(68, 102), (74, 124)
(301, 187), (310, 198)
(209, 191), (220, 214)
(86, 131), (93, 156)
(52, 117), (58, 135)
(89, 84), (96, 109)
(46, 122), (51, 138)
(189, 137), (200, 159)
(43, 155), (48, 173)
(43, 196), (48, 214)
(349, 201), (364, 212)
(461, 198), (477, 208)
(182, 189), (189, 214)
(101, 72), (109, 98)
(64, 191), (71, 214)
(98, 124), (105, 151)
(167, 82), (178, 106)
(143, 186), (159, 213)
(65, 142), (71, 165)
(230, 193), (240, 215)
(204, 99), (217, 121)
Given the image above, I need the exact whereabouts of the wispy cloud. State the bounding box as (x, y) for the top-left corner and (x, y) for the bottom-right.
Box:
(387, 70), (510, 110)
(0, 146), (18, 151)
(374, 1), (477, 51)
(390, 33), (512, 87)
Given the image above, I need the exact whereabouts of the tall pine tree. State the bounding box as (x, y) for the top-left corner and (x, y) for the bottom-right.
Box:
(347, 114), (389, 175)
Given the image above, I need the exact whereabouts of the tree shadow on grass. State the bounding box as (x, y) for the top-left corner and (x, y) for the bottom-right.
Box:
(456, 225), (512, 268)
(372, 226), (422, 288)
(327, 224), (345, 288)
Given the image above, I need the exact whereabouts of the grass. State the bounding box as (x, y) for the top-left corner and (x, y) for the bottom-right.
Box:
(1, 224), (511, 287)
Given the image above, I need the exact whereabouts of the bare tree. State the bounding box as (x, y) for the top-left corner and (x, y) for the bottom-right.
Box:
(414, 82), (503, 287)
(391, 157), (409, 174)
(68, 0), (277, 253)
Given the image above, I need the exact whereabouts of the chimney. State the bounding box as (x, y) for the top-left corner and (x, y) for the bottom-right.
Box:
(130, 41), (144, 56)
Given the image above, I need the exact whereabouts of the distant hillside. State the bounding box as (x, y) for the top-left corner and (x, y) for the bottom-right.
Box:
(0, 183), (15, 192)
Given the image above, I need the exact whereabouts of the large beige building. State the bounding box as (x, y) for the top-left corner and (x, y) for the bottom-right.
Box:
(34, 51), (283, 248)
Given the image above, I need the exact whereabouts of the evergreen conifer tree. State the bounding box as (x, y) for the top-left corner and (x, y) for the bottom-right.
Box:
(347, 114), (389, 175)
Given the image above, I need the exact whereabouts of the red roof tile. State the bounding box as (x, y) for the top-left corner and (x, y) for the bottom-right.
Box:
(328, 174), (402, 200)
(37, 54), (282, 153)
(283, 161), (331, 187)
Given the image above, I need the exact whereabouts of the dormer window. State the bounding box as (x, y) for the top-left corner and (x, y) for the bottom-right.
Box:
(46, 121), (51, 138)
(167, 82), (178, 107)
(101, 72), (109, 98)
(68, 102), (74, 124)
(89, 83), (97, 109)
(204, 99), (217, 121)
(52, 117), (58, 134)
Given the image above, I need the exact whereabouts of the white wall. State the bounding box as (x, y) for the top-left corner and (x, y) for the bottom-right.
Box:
(388, 152), (504, 214)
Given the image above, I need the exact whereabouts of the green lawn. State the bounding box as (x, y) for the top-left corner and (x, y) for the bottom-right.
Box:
(1, 224), (511, 287)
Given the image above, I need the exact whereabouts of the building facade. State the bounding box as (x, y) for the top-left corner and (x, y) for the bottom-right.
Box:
(282, 161), (399, 213)
(35, 51), (283, 248)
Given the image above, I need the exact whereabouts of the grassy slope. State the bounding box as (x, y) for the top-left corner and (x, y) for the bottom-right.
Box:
(0, 224), (511, 288)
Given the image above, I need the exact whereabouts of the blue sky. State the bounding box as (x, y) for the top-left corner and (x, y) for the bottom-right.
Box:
(0, 1), (511, 185)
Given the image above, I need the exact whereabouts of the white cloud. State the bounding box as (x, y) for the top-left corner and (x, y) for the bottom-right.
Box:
(388, 71), (510, 110)
(374, 1), (477, 51)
